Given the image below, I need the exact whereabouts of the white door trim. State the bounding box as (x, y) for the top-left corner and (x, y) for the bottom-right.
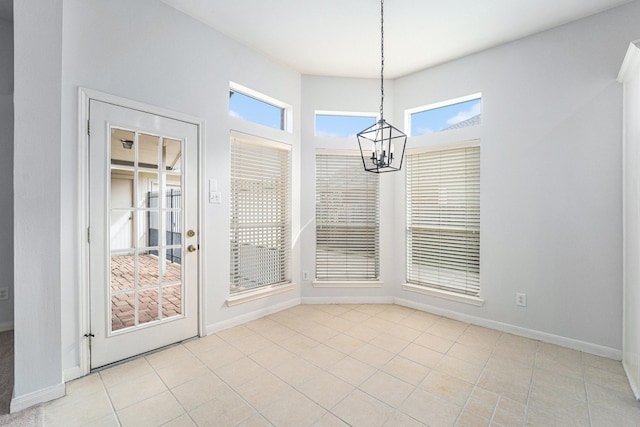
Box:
(78, 88), (206, 375)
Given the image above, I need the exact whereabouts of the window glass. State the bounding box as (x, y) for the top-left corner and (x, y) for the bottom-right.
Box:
(315, 114), (377, 138)
(410, 97), (482, 136)
(229, 90), (285, 130)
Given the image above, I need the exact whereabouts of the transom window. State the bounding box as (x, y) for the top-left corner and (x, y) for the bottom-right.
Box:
(315, 112), (377, 138)
(229, 83), (290, 131)
(407, 94), (482, 137)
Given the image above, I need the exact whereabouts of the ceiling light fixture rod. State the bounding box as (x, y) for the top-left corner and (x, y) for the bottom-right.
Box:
(356, 0), (407, 174)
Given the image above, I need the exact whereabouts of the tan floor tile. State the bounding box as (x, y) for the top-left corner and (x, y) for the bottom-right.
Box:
(464, 387), (498, 419)
(260, 388), (325, 427)
(146, 345), (193, 370)
(344, 324), (380, 341)
(188, 388), (255, 427)
(272, 356), (321, 386)
(259, 324), (297, 342)
(236, 413), (273, 427)
(525, 405), (582, 427)
(399, 342), (444, 368)
(490, 344), (536, 367)
(586, 382), (640, 421)
(590, 403), (640, 427)
(312, 411), (349, 426)
(456, 325), (501, 349)
(375, 308), (411, 323)
(323, 316), (356, 332)
(83, 413), (120, 427)
(214, 356), (267, 388)
(527, 391), (589, 426)
(65, 373), (104, 396)
(414, 332), (455, 354)
(297, 371), (355, 409)
(350, 343), (395, 368)
(484, 356), (533, 382)
(279, 333), (320, 354)
(365, 317), (396, 333)
(369, 333), (411, 354)
(436, 354), (484, 384)
(382, 355), (431, 386)
(300, 343), (347, 369)
(99, 357), (154, 387)
(162, 413), (197, 427)
(428, 318), (469, 341)
(493, 396), (525, 426)
(234, 371), (290, 410)
(44, 390), (114, 427)
(535, 351), (583, 379)
(171, 372), (230, 411)
(328, 356), (377, 386)
(477, 369), (530, 404)
(332, 390), (394, 427)
(354, 304), (388, 315)
(385, 324), (422, 342)
(302, 324), (341, 342)
(456, 409), (489, 427)
(325, 333), (366, 354)
(538, 342), (582, 364)
(419, 370), (473, 406)
(584, 365), (634, 394)
(339, 310), (371, 323)
(581, 352), (626, 374)
(249, 343), (297, 369)
(191, 341), (244, 370)
(398, 311), (440, 332)
(383, 411), (425, 427)
(531, 368), (586, 401)
(314, 304), (352, 316)
(117, 391), (184, 427)
(155, 357), (210, 389)
(217, 325), (257, 343)
(446, 343), (491, 367)
(244, 317), (281, 334)
(228, 332), (271, 355)
(360, 371), (415, 408)
(400, 387), (462, 427)
(106, 371), (167, 410)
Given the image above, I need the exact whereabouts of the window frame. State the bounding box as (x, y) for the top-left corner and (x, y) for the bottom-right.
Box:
(404, 140), (484, 306)
(314, 149), (382, 287)
(228, 132), (293, 305)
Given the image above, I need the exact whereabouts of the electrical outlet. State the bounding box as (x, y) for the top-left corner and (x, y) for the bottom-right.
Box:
(302, 271), (310, 281)
(516, 292), (527, 307)
(0, 287), (8, 301)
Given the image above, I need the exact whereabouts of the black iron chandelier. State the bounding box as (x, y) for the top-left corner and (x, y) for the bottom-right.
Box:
(357, 0), (407, 173)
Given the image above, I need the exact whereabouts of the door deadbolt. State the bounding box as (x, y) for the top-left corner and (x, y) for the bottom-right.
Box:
(187, 229), (196, 238)
(187, 245), (197, 253)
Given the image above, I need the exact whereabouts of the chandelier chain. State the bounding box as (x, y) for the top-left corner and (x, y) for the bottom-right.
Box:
(380, 0), (384, 122)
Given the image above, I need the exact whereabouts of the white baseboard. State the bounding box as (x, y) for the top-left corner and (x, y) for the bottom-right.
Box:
(10, 382), (65, 413)
(395, 298), (622, 360)
(206, 298), (301, 335)
(301, 296), (394, 305)
(64, 366), (83, 383)
(0, 321), (14, 333)
(622, 360), (640, 400)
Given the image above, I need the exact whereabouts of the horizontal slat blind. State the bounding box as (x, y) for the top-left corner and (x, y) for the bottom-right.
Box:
(406, 145), (480, 296)
(316, 153), (379, 280)
(230, 137), (291, 293)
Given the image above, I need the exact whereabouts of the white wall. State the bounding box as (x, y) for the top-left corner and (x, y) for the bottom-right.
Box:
(620, 41), (640, 399)
(0, 16), (13, 331)
(12, 0), (64, 406)
(390, 1), (640, 352)
(60, 0), (301, 375)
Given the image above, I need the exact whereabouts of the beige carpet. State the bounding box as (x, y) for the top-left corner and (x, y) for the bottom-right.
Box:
(0, 405), (43, 427)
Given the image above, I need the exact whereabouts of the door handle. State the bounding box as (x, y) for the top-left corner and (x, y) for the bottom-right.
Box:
(187, 245), (197, 253)
(187, 229), (196, 238)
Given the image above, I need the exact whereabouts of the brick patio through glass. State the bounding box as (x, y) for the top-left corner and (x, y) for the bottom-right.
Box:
(110, 254), (182, 331)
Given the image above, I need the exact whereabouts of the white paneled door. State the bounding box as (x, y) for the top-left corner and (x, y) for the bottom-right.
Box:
(89, 100), (199, 369)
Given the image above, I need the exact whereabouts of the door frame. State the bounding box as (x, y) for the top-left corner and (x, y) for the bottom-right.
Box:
(78, 88), (206, 375)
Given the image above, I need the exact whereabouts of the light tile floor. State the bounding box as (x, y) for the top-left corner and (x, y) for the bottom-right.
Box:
(44, 304), (640, 426)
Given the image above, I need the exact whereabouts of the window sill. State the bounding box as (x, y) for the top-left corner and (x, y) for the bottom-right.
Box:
(401, 283), (485, 307)
(226, 282), (295, 307)
(313, 280), (383, 288)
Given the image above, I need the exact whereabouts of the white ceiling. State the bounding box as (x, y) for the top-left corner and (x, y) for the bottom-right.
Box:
(161, 0), (632, 79)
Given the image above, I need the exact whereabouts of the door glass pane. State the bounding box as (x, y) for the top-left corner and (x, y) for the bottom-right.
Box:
(112, 291), (135, 331)
(138, 134), (159, 170)
(111, 129), (135, 167)
(138, 250), (160, 287)
(163, 138), (182, 172)
(138, 288), (160, 325)
(110, 252), (135, 292)
(139, 210), (159, 250)
(162, 285), (182, 318)
(163, 250), (182, 283)
(138, 171), (159, 209)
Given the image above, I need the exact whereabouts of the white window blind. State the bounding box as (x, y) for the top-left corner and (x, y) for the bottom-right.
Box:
(316, 152), (379, 281)
(406, 144), (480, 296)
(230, 136), (291, 294)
